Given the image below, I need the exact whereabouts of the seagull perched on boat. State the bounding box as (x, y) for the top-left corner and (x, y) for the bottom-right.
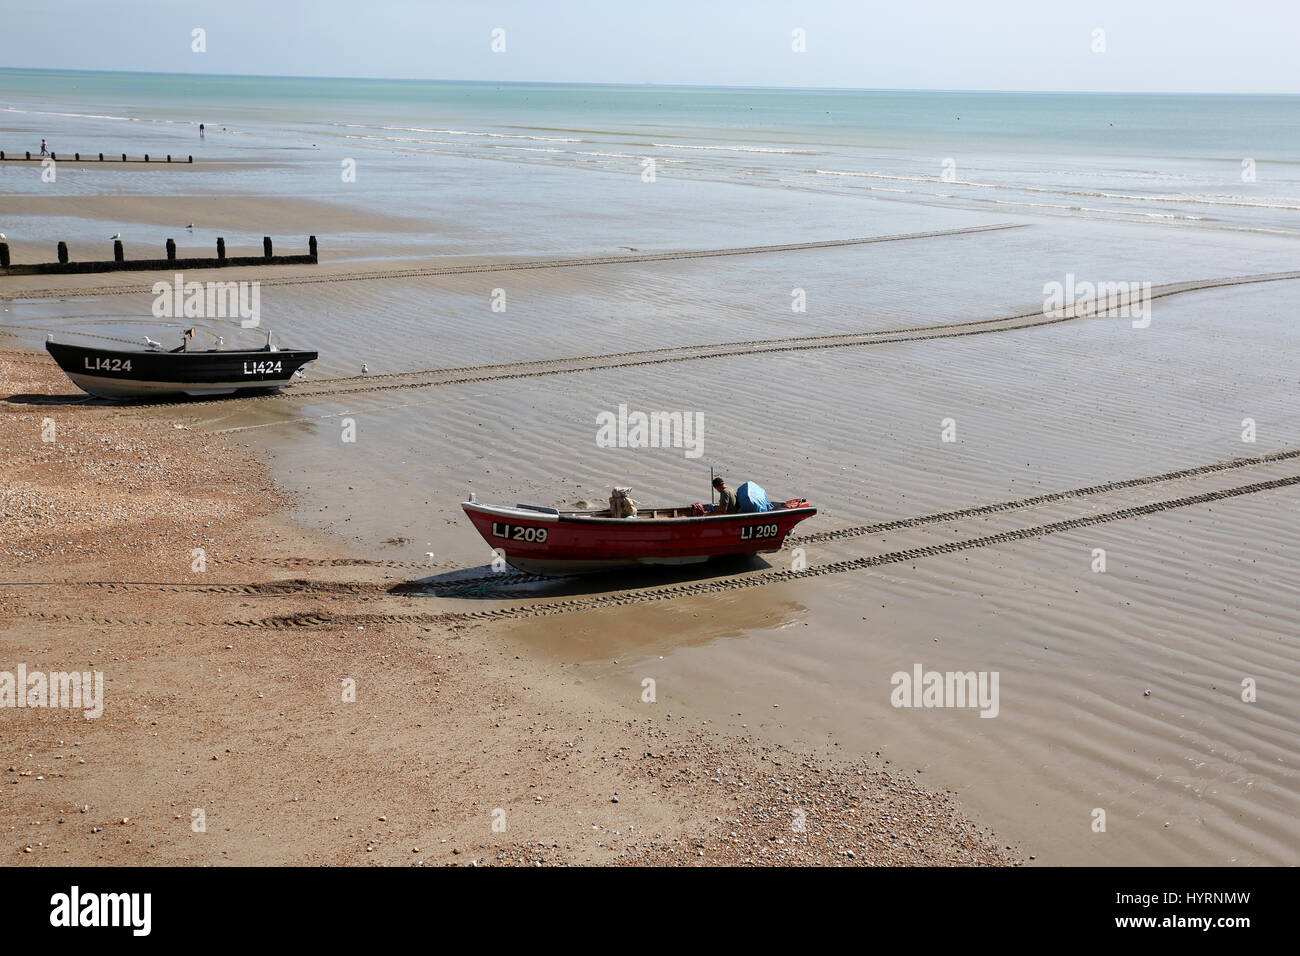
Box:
(143, 335), (161, 350)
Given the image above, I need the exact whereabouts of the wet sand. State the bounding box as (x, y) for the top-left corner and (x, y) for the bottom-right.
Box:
(3, 133), (1298, 868)
(0, 355), (1013, 865)
(116, 216), (1298, 867)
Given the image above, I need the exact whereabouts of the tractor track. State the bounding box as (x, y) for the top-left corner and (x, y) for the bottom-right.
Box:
(2, 223), (1022, 300)
(82, 267), (1300, 420)
(789, 447), (1300, 545)
(0, 569), (549, 597)
(9, 267), (1297, 418)
(9, 470), (1298, 630)
(10, 448), (1294, 599)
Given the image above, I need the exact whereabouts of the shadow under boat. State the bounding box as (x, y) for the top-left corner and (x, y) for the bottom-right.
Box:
(390, 553), (779, 601)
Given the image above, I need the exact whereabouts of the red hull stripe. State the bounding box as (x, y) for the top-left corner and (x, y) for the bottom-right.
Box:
(463, 503), (816, 562)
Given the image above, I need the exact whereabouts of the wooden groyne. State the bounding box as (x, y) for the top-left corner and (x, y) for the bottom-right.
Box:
(0, 151), (193, 163)
(0, 236), (318, 275)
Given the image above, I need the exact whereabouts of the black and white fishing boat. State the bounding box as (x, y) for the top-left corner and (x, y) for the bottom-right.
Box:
(44, 329), (318, 399)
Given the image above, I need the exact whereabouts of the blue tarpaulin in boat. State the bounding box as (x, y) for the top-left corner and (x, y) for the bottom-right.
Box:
(737, 481), (773, 513)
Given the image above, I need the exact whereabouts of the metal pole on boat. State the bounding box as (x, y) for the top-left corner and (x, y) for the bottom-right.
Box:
(710, 465), (715, 505)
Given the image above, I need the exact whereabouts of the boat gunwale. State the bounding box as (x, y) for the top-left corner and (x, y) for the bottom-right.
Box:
(462, 500), (817, 526)
(45, 341), (318, 362)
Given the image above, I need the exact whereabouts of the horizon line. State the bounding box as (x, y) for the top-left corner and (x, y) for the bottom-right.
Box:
(0, 65), (1295, 97)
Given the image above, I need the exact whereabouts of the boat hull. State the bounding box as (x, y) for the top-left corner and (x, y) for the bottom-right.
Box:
(44, 341), (317, 399)
(462, 501), (817, 575)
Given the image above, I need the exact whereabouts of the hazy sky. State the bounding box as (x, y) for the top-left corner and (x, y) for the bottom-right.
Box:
(3, 0), (1297, 93)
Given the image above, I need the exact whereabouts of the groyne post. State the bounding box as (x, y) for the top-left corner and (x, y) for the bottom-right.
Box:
(309, 235), (318, 262)
(0, 243), (9, 269)
(57, 242), (69, 264)
(166, 238), (176, 262)
(216, 237), (226, 265)
(113, 240), (124, 263)
(263, 236), (273, 260)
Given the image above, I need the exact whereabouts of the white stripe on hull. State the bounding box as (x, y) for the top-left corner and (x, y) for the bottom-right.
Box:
(65, 371), (294, 399)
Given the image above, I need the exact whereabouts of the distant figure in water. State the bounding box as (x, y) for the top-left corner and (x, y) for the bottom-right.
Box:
(40, 138), (47, 156)
(199, 123), (205, 138)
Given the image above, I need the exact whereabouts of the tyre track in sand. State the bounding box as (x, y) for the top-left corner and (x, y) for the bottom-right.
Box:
(154, 267), (1300, 427)
(8, 467), (1298, 630)
(789, 447), (1300, 545)
(12, 446), (1298, 597)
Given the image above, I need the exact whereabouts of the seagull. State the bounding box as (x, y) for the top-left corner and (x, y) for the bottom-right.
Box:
(0, 233), (7, 241)
(186, 223), (194, 231)
(143, 335), (161, 350)
(110, 233), (121, 240)
(361, 364), (369, 374)
(214, 335), (224, 348)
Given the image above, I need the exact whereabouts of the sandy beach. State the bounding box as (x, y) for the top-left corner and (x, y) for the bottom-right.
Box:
(2, 72), (1298, 871)
(0, 353), (1013, 865)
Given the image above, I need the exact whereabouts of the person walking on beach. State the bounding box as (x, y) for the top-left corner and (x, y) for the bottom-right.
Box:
(40, 138), (47, 156)
(199, 123), (205, 139)
(710, 476), (738, 514)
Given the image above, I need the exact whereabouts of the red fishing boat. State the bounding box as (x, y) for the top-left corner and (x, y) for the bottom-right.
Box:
(461, 494), (817, 575)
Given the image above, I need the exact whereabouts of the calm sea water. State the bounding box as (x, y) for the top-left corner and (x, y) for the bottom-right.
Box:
(2, 68), (1298, 234)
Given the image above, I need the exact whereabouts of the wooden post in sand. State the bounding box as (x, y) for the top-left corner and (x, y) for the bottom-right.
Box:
(263, 236), (273, 260)
(309, 235), (318, 262)
(0, 243), (9, 269)
(57, 242), (69, 264)
(216, 237), (226, 265)
(113, 240), (124, 263)
(99, 153), (104, 161)
(166, 238), (176, 262)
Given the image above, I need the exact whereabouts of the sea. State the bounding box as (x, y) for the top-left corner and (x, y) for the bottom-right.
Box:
(3, 68), (1299, 239)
